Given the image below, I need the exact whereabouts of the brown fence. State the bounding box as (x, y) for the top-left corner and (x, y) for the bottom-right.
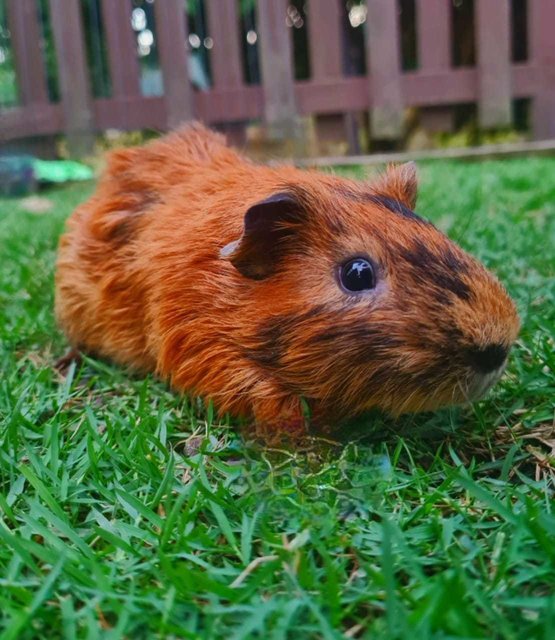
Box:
(1, 0), (555, 155)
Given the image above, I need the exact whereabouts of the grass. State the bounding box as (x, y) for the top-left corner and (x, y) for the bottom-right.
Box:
(0, 156), (554, 639)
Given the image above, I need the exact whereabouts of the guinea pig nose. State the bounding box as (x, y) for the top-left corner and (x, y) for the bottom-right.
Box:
(466, 343), (509, 373)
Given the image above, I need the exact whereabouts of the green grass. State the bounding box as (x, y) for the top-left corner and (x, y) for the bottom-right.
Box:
(0, 157), (554, 639)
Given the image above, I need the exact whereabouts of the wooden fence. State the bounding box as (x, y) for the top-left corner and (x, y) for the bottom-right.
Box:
(1, 0), (555, 156)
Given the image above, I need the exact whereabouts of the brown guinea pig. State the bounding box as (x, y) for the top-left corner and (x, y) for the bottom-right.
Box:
(55, 123), (520, 430)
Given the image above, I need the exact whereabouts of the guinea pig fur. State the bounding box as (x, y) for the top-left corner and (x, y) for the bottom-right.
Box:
(55, 123), (520, 430)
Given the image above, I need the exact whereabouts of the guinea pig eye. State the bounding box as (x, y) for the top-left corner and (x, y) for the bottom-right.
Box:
(340, 258), (375, 292)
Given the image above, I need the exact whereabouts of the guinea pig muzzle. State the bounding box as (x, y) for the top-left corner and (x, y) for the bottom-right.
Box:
(463, 355), (509, 403)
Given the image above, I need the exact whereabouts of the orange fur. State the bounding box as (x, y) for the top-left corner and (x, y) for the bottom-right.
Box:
(55, 123), (520, 429)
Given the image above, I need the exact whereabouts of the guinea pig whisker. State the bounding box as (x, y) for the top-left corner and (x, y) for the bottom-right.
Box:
(427, 379), (446, 411)
(401, 386), (421, 414)
(456, 377), (466, 402)
(456, 373), (473, 405)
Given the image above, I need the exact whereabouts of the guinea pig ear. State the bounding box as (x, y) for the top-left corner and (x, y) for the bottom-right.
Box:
(374, 161), (418, 210)
(220, 192), (306, 280)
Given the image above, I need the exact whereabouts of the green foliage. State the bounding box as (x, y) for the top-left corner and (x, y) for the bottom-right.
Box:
(0, 0), (18, 106)
(186, 0), (256, 15)
(0, 65), (17, 106)
(35, 0), (60, 103)
(0, 157), (554, 639)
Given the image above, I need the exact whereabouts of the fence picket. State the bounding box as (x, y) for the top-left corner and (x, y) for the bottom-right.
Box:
(417, 0), (450, 71)
(416, 0), (453, 132)
(48, 0), (95, 156)
(531, 0), (555, 138)
(205, 0), (243, 89)
(256, 0), (298, 138)
(366, 0), (404, 139)
(154, 0), (194, 128)
(0, 0), (553, 147)
(307, 0), (342, 79)
(306, 0), (359, 153)
(477, 0), (512, 128)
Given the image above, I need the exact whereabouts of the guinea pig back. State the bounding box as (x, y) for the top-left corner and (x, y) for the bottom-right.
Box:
(55, 123), (520, 429)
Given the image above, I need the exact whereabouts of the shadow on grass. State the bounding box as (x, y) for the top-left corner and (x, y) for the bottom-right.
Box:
(46, 348), (553, 489)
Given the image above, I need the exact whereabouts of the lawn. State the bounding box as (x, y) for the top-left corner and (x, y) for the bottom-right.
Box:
(0, 156), (554, 639)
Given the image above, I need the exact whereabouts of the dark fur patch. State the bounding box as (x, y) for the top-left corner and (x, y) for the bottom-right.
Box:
(334, 187), (431, 225)
(107, 216), (140, 247)
(442, 247), (470, 274)
(432, 272), (472, 301)
(368, 195), (430, 225)
(400, 240), (473, 301)
(404, 360), (450, 390)
(327, 216), (347, 235)
(245, 318), (287, 370)
(308, 324), (403, 368)
(106, 191), (158, 247)
(332, 185), (367, 202)
(245, 306), (328, 370)
(432, 289), (453, 306)
(440, 326), (467, 359)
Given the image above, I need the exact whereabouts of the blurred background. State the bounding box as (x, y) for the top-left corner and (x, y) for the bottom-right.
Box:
(0, 0), (552, 166)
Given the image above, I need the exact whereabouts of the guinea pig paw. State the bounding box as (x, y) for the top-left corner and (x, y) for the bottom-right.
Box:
(259, 416), (308, 440)
(245, 405), (309, 447)
(54, 347), (83, 374)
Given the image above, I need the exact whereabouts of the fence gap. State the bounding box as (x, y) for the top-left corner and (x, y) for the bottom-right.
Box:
(129, 2), (162, 97)
(6, 0), (48, 106)
(342, 1), (367, 76)
(187, 0), (211, 90)
(307, 0), (359, 154)
(288, 0), (310, 80)
(451, 0), (476, 67)
(399, 0), (417, 71)
(239, 2), (260, 85)
(36, 0), (60, 103)
(101, 0), (140, 100)
(511, 0), (528, 62)
(0, 3), (18, 108)
(82, 0), (111, 98)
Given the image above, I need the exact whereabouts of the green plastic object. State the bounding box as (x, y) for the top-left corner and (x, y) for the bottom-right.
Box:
(32, 159), (94, 183)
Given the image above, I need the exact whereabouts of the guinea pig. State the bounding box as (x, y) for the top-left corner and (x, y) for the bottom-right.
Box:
(55, 123), (520, 431)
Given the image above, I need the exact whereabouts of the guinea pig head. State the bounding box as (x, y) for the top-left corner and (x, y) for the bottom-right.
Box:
(224, 163), (520, 420)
